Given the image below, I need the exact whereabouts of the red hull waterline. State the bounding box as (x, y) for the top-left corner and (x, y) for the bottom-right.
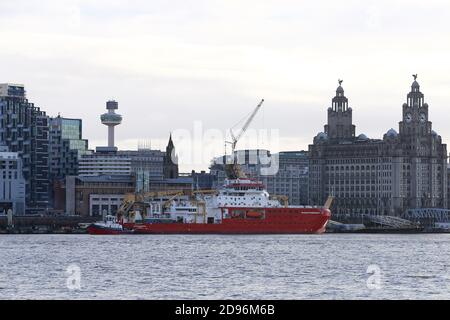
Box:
(123, 207), (331, 235)
(86, 225), (133, 235)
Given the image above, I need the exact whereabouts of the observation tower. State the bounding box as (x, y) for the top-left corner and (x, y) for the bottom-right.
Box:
(100, 100), (122, 150)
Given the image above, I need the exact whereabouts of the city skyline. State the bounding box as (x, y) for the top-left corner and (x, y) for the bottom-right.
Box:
(2, 1), (450, 172)
(2, 1), (450, 303)
(1, 75), (446, 173)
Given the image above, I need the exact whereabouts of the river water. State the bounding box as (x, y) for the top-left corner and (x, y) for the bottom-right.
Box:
(0, 234), (449, 299)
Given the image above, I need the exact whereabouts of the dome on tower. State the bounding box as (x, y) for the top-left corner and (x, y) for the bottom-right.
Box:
(357, 133), (369, 141)
(314, 132), (328, 144)
(385, 128), (398, 138)
(431, 130), (438, 136)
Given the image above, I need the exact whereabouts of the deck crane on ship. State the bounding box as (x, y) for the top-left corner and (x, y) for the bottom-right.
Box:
(225, 99), (264, 179)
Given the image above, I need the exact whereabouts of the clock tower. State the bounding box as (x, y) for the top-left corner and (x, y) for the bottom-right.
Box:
(399, 74), (431, 141)
(396, 75), (447, 209)
(309, 75), (447, 215)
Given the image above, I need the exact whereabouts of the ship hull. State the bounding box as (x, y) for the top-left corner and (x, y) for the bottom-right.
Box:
(87, 224), (133, 235)
(128, 208), (331, 235)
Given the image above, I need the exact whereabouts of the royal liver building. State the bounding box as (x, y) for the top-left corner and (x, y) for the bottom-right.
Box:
(309, 76), (447, 216)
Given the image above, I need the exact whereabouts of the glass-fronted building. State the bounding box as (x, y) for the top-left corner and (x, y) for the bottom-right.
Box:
(49, 116), (90, 180)
(0, 83), (50, 213)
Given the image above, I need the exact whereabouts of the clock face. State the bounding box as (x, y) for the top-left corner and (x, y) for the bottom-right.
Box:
(405, 113), (412, 123)
(420, 113), (426, 123)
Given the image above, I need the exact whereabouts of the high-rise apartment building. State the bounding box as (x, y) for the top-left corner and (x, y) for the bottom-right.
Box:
(0, 83), (49, 213)
(0, 145), (26, 214)
(49, 115), (89, 179)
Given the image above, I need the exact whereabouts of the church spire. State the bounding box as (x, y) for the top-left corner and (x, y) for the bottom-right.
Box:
(167, 132), (174, 149)
(164, 133), (178, 179)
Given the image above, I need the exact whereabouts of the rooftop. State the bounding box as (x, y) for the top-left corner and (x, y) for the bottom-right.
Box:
(152, 177), (194, 184)
(0, 83), (26, 98)
(76, 175), (134, 183)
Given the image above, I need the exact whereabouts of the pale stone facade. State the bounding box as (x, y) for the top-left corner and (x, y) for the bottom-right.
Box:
(309, 78), (447, 216)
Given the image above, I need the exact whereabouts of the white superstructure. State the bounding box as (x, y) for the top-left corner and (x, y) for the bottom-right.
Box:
(137, 178), (283, 224)
(214, 179), (280, 208)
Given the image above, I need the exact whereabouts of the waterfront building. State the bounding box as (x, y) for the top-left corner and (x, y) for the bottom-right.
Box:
(49, 115), (89, 179)
(210, 149), (309, 205)
(0, 83), (50, 213)
(0, 145), (26, 214)
(190, 170), (215, 190)
(78, 147), (169, 190)
(118, 148), (165, 192)
(62, 175), (135, 216)
(78, 151), (132, 176)
(148, 176), (193, 193)
(63, 152), (179, 215)
(269, 151), (309, 205)
(308, 77), (447, 216)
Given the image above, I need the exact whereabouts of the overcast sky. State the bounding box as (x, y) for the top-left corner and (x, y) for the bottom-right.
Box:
(1, 0), (450, 171)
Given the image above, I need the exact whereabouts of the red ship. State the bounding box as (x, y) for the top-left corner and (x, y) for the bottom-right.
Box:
(88, 178), (332, 235)
(87, 99), (332, 235)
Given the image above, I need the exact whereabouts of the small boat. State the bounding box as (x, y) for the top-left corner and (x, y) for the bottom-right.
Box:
(87, 215), (133, 235)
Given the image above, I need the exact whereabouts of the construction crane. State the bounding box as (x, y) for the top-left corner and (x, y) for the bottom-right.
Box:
(226, 99), (264, 156)
(225, 99), (264, 179)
